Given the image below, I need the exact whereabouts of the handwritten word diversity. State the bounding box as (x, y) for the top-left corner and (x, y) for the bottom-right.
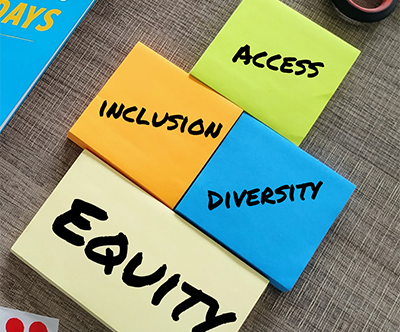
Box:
(208, 181), (323, 210)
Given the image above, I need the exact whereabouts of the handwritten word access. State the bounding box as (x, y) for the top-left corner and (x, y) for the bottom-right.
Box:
(232, 44), (324, 78)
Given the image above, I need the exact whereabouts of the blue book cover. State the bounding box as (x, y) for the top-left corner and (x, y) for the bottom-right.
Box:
(0, 0), (96, 133)
(176, 112), (356, 292)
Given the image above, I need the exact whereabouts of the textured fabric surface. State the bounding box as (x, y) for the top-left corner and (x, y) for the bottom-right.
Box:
(0, 0), (399, 331)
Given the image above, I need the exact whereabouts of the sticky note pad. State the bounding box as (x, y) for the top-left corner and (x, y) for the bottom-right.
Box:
(190, 0), (360, 145)
(176, 113), (355, 292)
(68, 42), (242, 209)
(12, 150), (268, 332)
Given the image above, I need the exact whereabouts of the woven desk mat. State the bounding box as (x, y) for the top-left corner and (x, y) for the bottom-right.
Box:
(0, 0), (399, 331)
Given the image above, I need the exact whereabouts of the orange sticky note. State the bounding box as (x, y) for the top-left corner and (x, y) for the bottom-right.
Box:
(69, 42), (242, 209)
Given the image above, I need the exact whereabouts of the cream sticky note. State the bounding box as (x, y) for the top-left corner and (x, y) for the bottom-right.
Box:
(11, 150), (268, 332)
(190, 0), (360, 145)
(68, 42), (242, 209)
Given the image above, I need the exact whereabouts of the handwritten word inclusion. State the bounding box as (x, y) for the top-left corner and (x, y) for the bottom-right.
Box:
(99, 100), (224, 139)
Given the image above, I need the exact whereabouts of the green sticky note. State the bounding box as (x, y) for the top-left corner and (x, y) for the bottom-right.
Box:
(190, 0), (360, 145)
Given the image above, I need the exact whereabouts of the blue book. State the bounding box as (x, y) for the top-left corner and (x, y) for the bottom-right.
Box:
(0, 0), (96, 133)
(176, 112), (355, 292)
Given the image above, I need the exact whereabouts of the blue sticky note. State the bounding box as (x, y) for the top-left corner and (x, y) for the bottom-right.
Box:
(176, 113), (355, 292)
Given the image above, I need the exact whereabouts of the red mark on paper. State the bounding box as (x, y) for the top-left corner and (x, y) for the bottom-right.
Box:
(5, 318), (48, 332)
(5, 318), (24, 332)
(29, 321), (48, 332)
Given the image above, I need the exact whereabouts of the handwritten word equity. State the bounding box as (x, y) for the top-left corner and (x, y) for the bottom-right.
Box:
(208, 181), (323, 211)
(232, 44), (324, 78)
(52, 199), (237, 332)
(99, 100), (224, 139)
(0, 1), (61, 31)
